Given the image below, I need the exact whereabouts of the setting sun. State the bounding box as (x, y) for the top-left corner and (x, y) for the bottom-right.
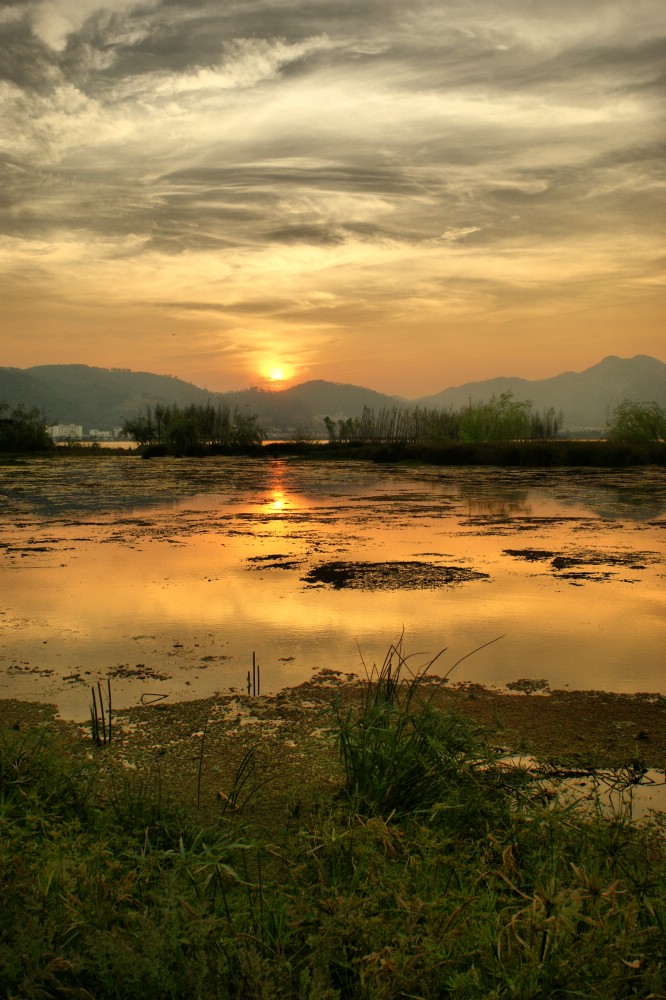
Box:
(260, 361), (294, 386)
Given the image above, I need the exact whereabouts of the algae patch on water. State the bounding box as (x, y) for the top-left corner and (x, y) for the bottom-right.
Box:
(301, 559), (490, 590)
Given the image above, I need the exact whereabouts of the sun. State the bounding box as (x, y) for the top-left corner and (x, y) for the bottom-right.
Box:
(260, 361), (294, 386)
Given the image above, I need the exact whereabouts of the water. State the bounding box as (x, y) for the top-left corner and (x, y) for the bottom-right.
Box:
(0, 456), (664, 719)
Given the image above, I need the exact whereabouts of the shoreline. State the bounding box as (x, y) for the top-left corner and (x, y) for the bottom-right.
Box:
(3, 437), (666, 467)
(3, 677), (666, 778)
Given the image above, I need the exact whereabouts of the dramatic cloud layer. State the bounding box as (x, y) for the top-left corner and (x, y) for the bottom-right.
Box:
(1, 0), (664, 392)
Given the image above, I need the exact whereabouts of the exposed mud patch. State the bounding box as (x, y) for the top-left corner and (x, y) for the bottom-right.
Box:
(108, 663), (170, 681)
(246, 553), (304, 570)
(506, 677), (550, 693)
(503, 548), (555, 562)
(4, 678), (666, 828)
(504, 547), (660, 582)
(301, 560), (490, 590)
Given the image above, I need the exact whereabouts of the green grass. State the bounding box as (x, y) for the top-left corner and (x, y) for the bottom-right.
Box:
(1, 674), (665, 999)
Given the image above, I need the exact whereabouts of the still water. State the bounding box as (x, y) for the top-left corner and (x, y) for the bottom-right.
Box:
(1, 456), (664, 719)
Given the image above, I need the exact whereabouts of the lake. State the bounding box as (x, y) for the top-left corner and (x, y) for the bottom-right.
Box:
(1, 456), (664, 719)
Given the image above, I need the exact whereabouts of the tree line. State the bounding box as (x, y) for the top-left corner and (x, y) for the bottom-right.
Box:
(121, 402), (263, 453)
(605, 399), (666, 444)
(0, 396), (663, 454)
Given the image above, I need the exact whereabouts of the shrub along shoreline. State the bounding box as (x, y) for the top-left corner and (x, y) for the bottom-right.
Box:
(24, 437), (664, 467)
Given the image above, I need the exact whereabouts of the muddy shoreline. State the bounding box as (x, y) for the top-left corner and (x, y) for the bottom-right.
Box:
(3, 677), (665, 823)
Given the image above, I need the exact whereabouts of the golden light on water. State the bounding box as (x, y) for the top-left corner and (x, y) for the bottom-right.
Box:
(270, 490), (286, 512)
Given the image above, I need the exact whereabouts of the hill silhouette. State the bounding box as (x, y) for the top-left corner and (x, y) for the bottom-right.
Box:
(0, 356), (664, 436)
(414, 355), (666, 431)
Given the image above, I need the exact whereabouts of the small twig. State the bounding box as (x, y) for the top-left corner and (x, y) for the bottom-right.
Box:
(89, 703), (98, 744)
(141, 692), (168, 705)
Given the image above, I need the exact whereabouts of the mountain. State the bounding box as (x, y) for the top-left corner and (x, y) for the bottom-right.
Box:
(1, 355), (664, 435)
(0, 365), (402, 436)
(282, 380), (403, 419)
(414, 355), (666, 431)
(0, 365), (212, 429)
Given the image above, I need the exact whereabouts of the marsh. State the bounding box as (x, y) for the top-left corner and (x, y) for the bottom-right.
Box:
(0, 455), (664, 718)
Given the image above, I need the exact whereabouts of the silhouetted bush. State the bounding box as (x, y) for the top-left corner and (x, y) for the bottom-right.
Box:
(0, 403), (53, 452)
(606, 399), (666, 443)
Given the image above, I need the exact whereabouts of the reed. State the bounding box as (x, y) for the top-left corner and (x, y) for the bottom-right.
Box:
(89, 680), (112, 745)
(334, 638), (514, 822)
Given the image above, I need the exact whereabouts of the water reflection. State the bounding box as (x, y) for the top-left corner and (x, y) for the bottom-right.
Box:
(456, 476), (531, 518)
(0, 457), (664, 718)
(268, 491), (287, 513)
(461, 495), (532, 518)
(549, 472), (666, 522)
(263, 461), (291, 514)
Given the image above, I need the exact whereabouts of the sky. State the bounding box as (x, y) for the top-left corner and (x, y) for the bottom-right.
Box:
(0, 0), (664, 396)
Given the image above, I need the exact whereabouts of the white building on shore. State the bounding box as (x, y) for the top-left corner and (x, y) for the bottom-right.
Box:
(47, 424), (83, 440)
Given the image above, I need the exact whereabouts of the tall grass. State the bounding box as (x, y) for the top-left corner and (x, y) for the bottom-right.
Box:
(334, 640), (520, 825)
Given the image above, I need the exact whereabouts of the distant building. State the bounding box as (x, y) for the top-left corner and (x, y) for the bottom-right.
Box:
(88, 427), (128, 440)
(48, 424), (83, 440)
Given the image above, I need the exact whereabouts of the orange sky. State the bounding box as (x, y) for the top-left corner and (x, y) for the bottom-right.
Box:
(1, 0), (664, 395)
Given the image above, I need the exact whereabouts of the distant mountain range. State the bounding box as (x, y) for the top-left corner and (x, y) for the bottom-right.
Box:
(1, 356), (665, 436)
(417, 355), (666, 431)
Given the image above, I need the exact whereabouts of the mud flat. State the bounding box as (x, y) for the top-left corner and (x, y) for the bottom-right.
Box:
(3, 673), (665, 825)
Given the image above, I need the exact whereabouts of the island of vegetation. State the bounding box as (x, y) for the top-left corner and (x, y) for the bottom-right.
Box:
(1, 396), (665, 466)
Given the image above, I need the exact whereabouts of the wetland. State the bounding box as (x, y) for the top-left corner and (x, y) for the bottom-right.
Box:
(2, 452), (666, 997)
(0, 454), (665, 719)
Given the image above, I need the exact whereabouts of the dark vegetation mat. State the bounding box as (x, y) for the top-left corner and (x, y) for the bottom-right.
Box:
(301, 559), (490, 590)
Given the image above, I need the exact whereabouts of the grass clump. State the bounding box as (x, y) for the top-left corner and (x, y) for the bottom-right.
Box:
(1, 668), (665, 999)
(334, 641), (522, 831)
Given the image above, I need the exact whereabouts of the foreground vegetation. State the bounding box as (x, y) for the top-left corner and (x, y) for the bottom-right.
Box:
(2, 651), (665, 999)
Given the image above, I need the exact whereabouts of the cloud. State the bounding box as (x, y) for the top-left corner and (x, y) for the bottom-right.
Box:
(31, 0), (157, 51)
(144, 34), (337, 97)
(0, 0), (663, 391)
(441, 227), (481, 243)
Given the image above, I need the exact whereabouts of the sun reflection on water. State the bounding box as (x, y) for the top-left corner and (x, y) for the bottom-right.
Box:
(269, 490), (287, 512)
